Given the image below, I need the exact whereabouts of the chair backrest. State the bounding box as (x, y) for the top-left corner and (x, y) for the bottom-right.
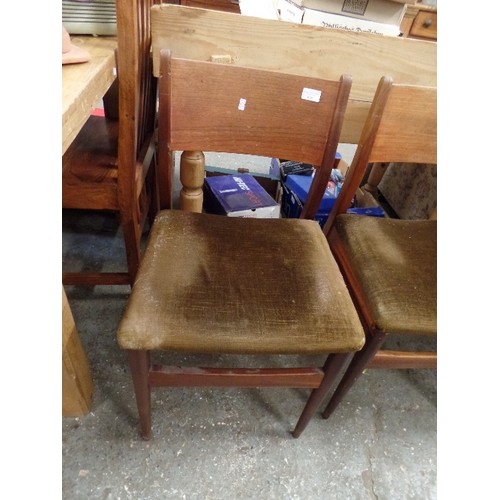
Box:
(116, 0), (158, 198)
(158, 49), (352, 219)
(324, 76), (437, 233)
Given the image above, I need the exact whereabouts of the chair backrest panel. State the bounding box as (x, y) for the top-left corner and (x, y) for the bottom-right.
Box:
(162, 54), (347, 166)
(370, 85), (437, 165)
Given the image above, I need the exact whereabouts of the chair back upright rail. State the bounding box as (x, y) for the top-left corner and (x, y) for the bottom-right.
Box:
(158, 49), (352, 218)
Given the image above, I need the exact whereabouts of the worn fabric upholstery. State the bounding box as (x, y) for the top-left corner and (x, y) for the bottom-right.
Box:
(333, 215), (436, 335)
(117, 210), (365, 354)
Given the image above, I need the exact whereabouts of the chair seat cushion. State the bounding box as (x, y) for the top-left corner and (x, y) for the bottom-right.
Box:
(117, 210), (364, 354)
(333, 215), (436, 335)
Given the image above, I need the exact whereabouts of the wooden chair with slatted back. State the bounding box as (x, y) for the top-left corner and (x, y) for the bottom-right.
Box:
(62, 0), (159, 286)
(320, 76), (437, 420)
(116, 49), (365, 440)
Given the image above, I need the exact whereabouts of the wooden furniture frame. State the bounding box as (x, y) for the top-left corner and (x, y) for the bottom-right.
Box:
(62, 0), (160, 287)
(150, 4), (437, 210)
(117, 50), (365, 440)
(321, 76), (437, 419)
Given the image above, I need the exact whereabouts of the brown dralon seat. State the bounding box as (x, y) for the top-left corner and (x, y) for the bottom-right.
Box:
(117, 50), (365, 440)
(118, 211), (364, 355)
(321, 76), (437, 421)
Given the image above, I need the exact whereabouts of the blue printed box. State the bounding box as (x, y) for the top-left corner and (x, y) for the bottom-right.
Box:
(203, 174), (280, 218)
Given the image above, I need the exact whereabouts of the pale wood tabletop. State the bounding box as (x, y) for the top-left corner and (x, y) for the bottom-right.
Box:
(62, 36), (117, 155)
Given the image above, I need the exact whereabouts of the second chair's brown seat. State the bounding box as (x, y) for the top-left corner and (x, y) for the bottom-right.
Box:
(332, 216), (437, 335)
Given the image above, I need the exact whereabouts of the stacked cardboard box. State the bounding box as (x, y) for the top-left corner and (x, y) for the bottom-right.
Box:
(273, 0), (407, 36)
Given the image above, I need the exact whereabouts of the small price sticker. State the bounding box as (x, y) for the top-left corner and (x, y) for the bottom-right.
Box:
(301, 88), (322, 103)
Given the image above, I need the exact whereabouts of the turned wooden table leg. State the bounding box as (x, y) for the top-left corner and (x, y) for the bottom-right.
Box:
(363, 162), (389, 198)
(62, 287), (93, 416)
(180, 150), (205, 213)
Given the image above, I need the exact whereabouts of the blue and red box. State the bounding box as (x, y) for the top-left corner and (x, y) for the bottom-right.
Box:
(281, 172), (384, 226)
(281, 173), (339, 227)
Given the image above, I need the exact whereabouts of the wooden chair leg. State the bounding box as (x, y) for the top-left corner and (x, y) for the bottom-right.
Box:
(291, 353), (350, 438)
(322, 332), (386, 420)
(147, 158), (160, 228)
(127, 350), (152, 440)
(121, 217), (142, 285)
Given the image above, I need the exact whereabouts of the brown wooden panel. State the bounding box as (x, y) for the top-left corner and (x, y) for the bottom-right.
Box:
(368, 350), (437, 369)
(62, 115), (120, 210)
(149, 366), (324, 388)
(370, 85), (437, 164)
(165, 56), (343, 165)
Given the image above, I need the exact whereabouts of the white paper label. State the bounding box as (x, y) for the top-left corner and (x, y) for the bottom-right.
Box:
(238, 98), (247, 111)
(301, 88), (322, 103)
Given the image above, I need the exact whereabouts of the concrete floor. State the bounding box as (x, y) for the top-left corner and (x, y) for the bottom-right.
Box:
(62, 153), (437, 499)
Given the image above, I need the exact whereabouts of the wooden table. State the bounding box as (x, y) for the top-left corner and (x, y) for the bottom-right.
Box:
(62, 36), (117, 155)
(62, 35), (117, 416)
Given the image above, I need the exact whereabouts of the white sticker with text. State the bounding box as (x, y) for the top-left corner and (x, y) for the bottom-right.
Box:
(301, 88), (322, 103)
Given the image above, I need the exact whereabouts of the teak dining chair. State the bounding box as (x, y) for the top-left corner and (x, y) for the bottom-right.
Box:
(116, 49), (365, 440)
(320, 76), (437, 420)
(62, 0), (159, 286)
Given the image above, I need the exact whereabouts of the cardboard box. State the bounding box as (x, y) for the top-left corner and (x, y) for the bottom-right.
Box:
(270, 154), (345, 182)
(276, 0), (403, 36)
(205, 164), (280, 200)
(203, 174), (281, 218)
(291, 0), (406, 26)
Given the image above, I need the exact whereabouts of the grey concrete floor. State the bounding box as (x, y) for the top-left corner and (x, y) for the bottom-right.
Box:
(62, 153), (437, 499)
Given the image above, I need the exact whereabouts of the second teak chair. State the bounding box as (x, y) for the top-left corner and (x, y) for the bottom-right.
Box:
(321, 76), (437, 420)
(116, 49), (365, 440)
